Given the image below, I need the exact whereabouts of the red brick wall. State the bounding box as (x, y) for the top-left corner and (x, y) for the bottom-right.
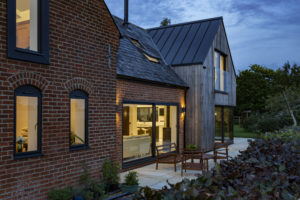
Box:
(116, 79), (186, 169)
(0, 0), (119, 199)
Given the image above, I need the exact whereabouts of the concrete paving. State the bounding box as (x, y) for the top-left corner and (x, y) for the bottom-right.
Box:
(120, 138), (252, 190)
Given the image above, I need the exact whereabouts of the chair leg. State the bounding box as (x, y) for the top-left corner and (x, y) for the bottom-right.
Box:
(206, 160), (208, 171)
(174, 163), (176, 172)
(156, 161), (158, 170)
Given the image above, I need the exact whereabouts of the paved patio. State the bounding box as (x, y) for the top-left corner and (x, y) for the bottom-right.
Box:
(120, 138), (252, 190)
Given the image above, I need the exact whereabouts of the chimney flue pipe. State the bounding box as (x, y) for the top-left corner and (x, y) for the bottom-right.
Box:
(124, 0), (129, 24)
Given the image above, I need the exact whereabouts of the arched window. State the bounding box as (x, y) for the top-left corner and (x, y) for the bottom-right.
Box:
(14, 85), (42, 158)
(70, 90), (88, 149)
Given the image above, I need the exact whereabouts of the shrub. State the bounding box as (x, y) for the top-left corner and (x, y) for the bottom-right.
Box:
(135, 131), (300, 199)
(48, 187), (73, 200)
(102, 159), (120, 192)
(243, 113), (294, 133)
(186, 144), (198, 150)
(124, 171), (139, 186)
(77, 166), (106, 200)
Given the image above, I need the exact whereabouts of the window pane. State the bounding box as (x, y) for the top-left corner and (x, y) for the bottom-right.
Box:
(214, 51), (220, 90)
(123, 104), (152, 162)
(16, 0), (39, 51)
(16, 96), (38, 152)
(71, 99), (86, 145)
(214, 107), (222, 141)
(224, 108), (233, 142)
(156, 106), (177, 152)
(220, 55), (225, 91)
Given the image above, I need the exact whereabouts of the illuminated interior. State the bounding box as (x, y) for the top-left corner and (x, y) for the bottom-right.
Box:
(70, 99), (86, 145)
(144, 54), (159, 63)
(123, 104), (177, 162)
(214, 51), (226, 91)
(16, 0), (38, 51)
(16, 96), (38, 152)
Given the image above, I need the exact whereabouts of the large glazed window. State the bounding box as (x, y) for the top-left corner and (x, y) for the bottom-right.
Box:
(214, 106), (234, 143)
(8, 0), (49, 64)
(123, 104), (153, 162)
(214, 107), (223, 141)
(70, 90), (88, 149)
(224, 108), (234, 142)
(214, 51), (227, 92)
(123, 103), (179, 164)
(155, 105), (177, 152)
(15, 85), (42, 157)
(16, 0), (39, 51)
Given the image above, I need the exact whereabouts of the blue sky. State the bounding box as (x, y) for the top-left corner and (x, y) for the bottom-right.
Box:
(104, 0), (300, 72)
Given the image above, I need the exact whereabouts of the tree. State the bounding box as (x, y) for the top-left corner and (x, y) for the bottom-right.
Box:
(273, 62), (300, 126)
(236, 65), (276, 115)
(160, 18), (171, 27)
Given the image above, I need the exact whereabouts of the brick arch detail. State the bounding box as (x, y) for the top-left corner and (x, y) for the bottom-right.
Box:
(7, 72), (50, 91)
(64, 77), (94, 95)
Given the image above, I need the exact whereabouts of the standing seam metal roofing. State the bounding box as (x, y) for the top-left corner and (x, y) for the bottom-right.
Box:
(148, 17), (222, 66)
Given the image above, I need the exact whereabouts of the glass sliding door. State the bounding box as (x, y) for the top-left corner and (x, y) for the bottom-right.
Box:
(155, 105), (177, 153)
(215, 107), (223, 141)
(123, 104), (153, 162)
(123, 103), (178, 163)
(215, 106), (234, 143)
(224, 108), (234, 142)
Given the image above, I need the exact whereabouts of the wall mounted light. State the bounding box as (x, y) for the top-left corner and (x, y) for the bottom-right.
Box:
(181, 107), (186, 113)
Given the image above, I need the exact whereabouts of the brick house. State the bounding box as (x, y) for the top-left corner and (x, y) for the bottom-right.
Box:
(0, 0), (119, 199)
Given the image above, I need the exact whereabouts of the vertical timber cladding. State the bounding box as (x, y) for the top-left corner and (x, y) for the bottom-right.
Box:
(172, 22), (236, 151)
(172, 65), (204, 149)
(213, 22), (237, 107)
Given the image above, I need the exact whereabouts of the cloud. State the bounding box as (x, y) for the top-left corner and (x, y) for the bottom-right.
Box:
(104, 0), (300, 70)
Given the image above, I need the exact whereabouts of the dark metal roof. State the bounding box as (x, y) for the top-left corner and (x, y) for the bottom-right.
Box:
(113, 16), (188, 88)
(148, 17), (222, 66)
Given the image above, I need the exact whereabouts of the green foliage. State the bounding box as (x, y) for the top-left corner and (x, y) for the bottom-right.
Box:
(48, 166), (106, 200)
(78, 166), (106, 200)
(160, 17), (171, 26)
(242, 113), (293, 133)
(102, 159), (120, 186)
(135, 131), (300, 199)
(236, 64), (276, 114)
(186, 144), (198, 150)
(48, 187), (73, 200)
(124, 171), (139, 186)
(71, 131), (84, 145)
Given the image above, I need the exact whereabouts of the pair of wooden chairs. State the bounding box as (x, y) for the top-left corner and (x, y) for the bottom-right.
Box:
(155, 142), (229, 175)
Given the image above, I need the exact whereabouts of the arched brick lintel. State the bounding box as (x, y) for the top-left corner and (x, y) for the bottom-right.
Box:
(64, 77), (94, 95)
(7, 72), (50, 91)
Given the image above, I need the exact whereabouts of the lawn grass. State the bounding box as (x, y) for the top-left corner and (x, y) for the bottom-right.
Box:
(234, 124), (260, 138)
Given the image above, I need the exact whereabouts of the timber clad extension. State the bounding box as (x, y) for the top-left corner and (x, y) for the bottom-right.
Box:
(0, 0), (119, 199)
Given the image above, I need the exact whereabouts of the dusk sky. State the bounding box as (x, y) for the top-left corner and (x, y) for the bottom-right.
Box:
(104, 0), (300, 72)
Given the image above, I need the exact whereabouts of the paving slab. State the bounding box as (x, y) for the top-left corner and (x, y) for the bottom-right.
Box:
(120, 138), (252, 189)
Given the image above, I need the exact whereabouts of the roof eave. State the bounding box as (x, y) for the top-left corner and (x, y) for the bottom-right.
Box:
(117, 74), (189, 89)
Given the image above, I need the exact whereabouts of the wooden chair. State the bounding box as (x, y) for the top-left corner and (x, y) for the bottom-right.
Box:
(214, 142), (229, 163)
(181, 149), (204, 176)
(155, 143), (181, 172)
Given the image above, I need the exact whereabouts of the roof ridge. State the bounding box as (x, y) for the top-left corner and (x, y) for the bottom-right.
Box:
(147, 16), (223, 31)
(113, 15), (146, 32)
